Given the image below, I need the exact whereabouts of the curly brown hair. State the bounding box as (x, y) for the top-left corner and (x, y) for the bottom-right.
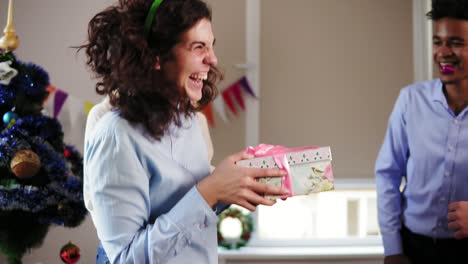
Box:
(427, 0), (468, 21)
(81, 0), (222, 140)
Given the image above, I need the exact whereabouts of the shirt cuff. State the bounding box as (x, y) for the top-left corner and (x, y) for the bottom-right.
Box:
(165, 186), (218, 239)
(214, 202), (230, 215)
(381, 231), (403, 256)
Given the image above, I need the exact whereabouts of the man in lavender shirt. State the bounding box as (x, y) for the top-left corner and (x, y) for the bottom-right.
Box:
(376, 0), (468, 263)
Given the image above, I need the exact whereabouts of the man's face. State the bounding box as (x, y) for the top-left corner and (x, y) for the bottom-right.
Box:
(162, 18), (218, 103)
(433, 18), (468, 84)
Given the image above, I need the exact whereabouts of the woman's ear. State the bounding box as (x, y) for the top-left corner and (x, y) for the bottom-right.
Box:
(155, 56), (161, 70)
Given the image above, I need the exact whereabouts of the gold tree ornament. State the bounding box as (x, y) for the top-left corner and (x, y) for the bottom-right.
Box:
(0, 0), (19, 52)
(10, 149), (41, 179)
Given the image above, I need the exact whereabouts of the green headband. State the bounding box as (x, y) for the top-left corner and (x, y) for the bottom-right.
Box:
(144, 0), (164, 38)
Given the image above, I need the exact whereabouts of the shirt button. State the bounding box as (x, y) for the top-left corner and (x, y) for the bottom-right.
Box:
(454, 119), (459, 124)
(444, 171), (450, 177)
(440, 197), (446, 202)
(448, 146), (453, 152)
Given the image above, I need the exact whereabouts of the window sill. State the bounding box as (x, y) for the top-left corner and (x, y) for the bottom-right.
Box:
(218, 245), (384, 260)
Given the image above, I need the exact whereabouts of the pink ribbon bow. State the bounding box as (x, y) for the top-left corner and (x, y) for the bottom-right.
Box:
(246, 144), (319, 198)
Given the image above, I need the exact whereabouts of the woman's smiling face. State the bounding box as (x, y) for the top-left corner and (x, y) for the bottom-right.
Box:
(162, 18), (218, 103)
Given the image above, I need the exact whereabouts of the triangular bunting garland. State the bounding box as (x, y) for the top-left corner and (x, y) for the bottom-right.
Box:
(36, 75), (254, 133)
(42, 84), (56, 106)
(53, 89), (68, 118)
(202, 102), (215, 128)
(213, 96), (228, 123)
(84, 102), (95, 116)
(231, 83), (245, 110)
(239, 76), (256, 98)
(222, 85), (237, 116)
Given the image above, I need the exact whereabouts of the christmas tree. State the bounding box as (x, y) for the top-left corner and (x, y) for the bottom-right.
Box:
(0, 1), (87, 263)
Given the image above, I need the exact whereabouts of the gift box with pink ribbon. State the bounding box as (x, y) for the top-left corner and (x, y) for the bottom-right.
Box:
(237, 144), (334, 199)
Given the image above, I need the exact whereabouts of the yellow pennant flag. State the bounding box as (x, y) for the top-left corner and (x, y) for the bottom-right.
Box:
(84, 102), (95, 116)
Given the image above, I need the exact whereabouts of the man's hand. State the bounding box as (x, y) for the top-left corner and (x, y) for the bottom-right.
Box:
(448, 201), (468, 239)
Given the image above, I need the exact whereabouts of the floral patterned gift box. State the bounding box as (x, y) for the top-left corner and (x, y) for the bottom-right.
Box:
(236, 144), (334, 199)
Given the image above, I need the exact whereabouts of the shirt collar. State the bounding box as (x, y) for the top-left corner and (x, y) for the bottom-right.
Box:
(430, 78), (446, 103)
(430, 78), (468, 118)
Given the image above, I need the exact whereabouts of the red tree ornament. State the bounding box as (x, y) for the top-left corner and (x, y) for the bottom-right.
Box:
(63, 148), (71, 158)
(60, 241), (81, 264)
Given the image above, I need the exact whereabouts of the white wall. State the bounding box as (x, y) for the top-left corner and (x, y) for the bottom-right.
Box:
(258, 0), (413, 180)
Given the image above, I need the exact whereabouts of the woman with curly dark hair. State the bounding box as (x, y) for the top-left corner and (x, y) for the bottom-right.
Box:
(81, 0), (288, 263)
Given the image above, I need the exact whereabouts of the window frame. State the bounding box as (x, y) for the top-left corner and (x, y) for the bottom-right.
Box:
(247, 178), (381, 248)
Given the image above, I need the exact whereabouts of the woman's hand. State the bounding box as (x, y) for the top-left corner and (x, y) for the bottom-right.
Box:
(197, 150), (289, 211)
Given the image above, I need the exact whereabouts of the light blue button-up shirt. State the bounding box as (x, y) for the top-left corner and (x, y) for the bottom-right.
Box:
(84, 111), (220, 264)
(376, 78), (468, 256)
